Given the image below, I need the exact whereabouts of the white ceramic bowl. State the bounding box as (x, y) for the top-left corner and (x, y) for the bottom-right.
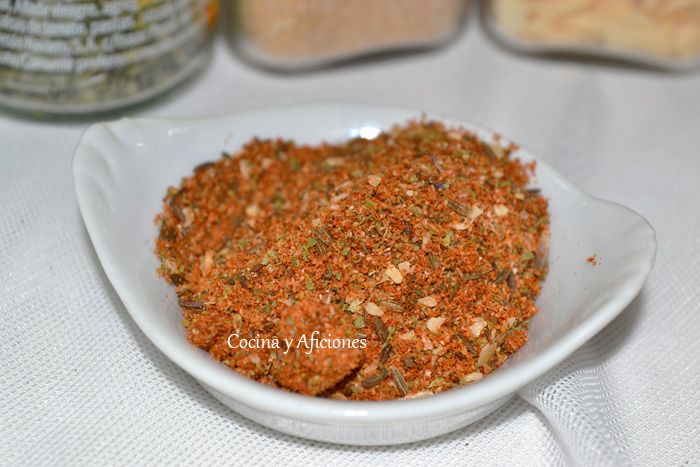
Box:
(73, 103), (656, 445)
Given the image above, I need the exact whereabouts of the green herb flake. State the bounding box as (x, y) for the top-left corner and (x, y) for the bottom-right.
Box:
(442, 230), (453, 248)
(521, 251), (535, 262)
(289, 157), (301, 172)
(353, 315), (365, 328)
(308, 374), (321, 388)
(232, 313), (243, 329)
(305, 278), (315, 290)
(428, 377), (445, 389)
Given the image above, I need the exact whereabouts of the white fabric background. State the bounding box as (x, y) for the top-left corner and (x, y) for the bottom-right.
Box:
(1, 18), (699, 466)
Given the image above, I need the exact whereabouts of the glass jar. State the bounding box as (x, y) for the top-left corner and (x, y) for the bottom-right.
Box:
(224, 0), (469, 70)
(485, 0), (700, 71)
(0, 0), (218, 115)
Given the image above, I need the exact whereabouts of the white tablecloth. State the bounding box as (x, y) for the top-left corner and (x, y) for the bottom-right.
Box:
(2, 24), (699, 466)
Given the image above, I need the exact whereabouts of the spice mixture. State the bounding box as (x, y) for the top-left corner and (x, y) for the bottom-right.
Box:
(155, 121), (549, 400)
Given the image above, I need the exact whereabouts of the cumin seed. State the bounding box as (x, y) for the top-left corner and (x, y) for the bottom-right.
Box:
(372, 316), (389, 342)
(507, 270), (516, 290)
(462, 268), (492, 280)
(447, 200), (470, 217)
(178, 299), (204, 309)
(494, 269), (509, 284)
(361, 368), (388, 389)
(391, 367), (409, 396)
(378, 344), (392, 365)
(428, 253), (440, 269)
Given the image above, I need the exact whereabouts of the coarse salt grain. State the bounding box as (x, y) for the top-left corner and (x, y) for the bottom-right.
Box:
(402, 390), (433, 400)
(397, 261), (412, 273)
(470, 317), (487, 337)
(249, 353), (262, 365)
(494, 204), (509, 217)
(385, 264), (403, 284)
(368, 174), (382, 187)
(181, 207), (194, 228)
(418, 296), (438, 308)
(462, 371), (483, 383)
(365, 302), (383, 316)
(331, 193), (349, 204)
(200, 250), (214, 275)
(469, 205), (484, 220)
(239, 159), (251, 179)
(426, 316), (446, 333)
(477, 342), (497, 367)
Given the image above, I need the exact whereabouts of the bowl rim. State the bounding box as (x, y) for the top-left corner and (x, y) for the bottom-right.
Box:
(73, 102), (657, 425)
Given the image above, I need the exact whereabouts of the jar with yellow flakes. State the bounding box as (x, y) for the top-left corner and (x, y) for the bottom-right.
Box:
(485, 0), (700, 70)
(0, 0), (218, 115)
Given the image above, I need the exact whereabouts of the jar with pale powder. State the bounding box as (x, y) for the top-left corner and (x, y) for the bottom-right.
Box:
(224, 0), (469, 70)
